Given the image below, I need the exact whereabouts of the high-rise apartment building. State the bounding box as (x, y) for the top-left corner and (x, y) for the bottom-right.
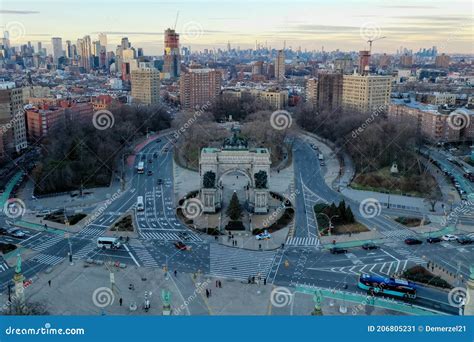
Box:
(306, 73), (343, 112)
(163, 28), (180, 79)
(342, 75), (392, 113)
(274, 50), (285, 81)
(131, 67), (161, 105)
(0, 82), (27, 162)
(51, 37), (63, 63)
(306, 78), (318, 108)
(435, 53), (450, 68)
(180, 68), (222, 110)
(400, 53), (413, 67)
(358, 50), (371, 75)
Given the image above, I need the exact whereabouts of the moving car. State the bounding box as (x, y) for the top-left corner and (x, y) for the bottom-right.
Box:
(147, 170), (153, 176)
(157, 179), (163, 185)
(426, 237), (442, 243)
(156, 138), (162, 143)
(7, 228), (26, 239)
(174, 241), (188, 250)
(256, 230), (271, 240)
(404, 238), (422, 245)
(97, 237), (121, 250)
(329, 247), (348, 254)
(441, 234), (457, 241)
(362, 242), (377, 250)
(0, 228), (8, 235)
(456, 235), (473, 245)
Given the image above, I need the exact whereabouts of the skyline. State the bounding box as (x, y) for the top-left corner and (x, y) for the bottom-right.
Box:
(0, 0), (473, 54)
(0, 0), (474, 55)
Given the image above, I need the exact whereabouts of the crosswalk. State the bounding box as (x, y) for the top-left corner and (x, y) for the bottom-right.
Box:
(209, 244), (276, 281)
(129, 245), (160, 267)
(286, 236), (319, 247)
(390, 247), (426, 264)
(313, 259), (412, 277)
(31, 253), (64, 266)
(140, 230), (202, 242)
(24, 235), (64, 252)
(78, 225), (106, 237)
(74, 242), (97, 259)
(0, 261), (8, 272)
(378, 229), (413, 239)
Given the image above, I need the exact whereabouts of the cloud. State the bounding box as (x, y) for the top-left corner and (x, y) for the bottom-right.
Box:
(90, 31), (164, 36)
(381, 5), (438, 9)
(0, 10), (40, 14)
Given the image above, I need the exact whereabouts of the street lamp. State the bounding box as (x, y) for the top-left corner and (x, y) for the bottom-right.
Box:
(317, 213), (339, 236)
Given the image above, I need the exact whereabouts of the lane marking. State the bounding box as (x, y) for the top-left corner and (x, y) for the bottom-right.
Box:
(123, 244), (140, 267)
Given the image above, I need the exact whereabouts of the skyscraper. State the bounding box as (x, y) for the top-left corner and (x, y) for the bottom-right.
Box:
(274, 50), (285, 81)
(131, 67), (161, 105)
(51, 37), (63, 63)
(342, 74), (391, 113)
(163, 28), (180, 79)
(180, 68), (222, 110)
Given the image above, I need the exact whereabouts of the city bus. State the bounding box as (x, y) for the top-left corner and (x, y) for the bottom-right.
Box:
(136, 196), (144, 211)
(357, 274), (417, 299)
(137, 161), (144, 174)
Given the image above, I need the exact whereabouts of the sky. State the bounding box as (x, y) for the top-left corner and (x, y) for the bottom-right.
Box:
(0, 0), (473, 55)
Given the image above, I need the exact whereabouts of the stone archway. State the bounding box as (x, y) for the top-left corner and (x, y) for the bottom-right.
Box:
(199, 146), (271, 214)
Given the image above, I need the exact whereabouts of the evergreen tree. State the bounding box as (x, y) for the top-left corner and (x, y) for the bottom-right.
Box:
(226, 192), (242, 221)
(346, 206), (355, 223)
(338, 200), (347, 221)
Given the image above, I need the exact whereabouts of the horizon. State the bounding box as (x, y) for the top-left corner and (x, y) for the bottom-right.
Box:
(0, 0), (473, 55)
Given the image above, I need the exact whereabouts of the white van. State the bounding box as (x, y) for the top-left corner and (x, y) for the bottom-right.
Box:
(136, 196), (144, 211)
(97, 237), (121, 250)
(318, 153), (324, 161)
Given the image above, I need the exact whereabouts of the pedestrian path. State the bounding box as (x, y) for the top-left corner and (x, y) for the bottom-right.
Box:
(286, 236), (319, 247)
(128, 245), (160, 268)
(209, 244), (276, 281)
(23, 235), (64, 252)
(31, 253), (64, 266)
(140, 230), (201, 242)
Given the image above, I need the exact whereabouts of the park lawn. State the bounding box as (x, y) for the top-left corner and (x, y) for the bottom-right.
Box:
(331, 222), (369, 235)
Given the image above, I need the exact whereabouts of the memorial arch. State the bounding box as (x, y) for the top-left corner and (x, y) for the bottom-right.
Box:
(199, 132), (271, 214)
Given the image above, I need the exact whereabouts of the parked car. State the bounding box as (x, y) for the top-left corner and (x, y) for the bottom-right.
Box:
(426, 237), (442, 243)
(441, 234), (457, 241)
(163, 148), (169, 153)
(329, 247), (348, 254)
(35, 209), (51, 217)
(0, 228), (8, 235)
(147, 170), (153, 176)
(404, 238), (422, 245)
(256, 231), (271, 240)
(362, 242), (377, 250)
(456, 235), (473, 245)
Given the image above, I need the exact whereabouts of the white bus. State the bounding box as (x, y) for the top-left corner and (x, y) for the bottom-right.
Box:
(136, 196), (144, 211)
(97, 237), (121, 250)
(137, 161), (144, 174)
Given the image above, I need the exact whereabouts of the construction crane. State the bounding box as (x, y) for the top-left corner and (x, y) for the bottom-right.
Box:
(367, 36), (386, 53)
(173, 11), (179, 30)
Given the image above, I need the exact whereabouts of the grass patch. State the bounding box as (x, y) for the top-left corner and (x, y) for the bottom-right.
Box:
(331, 223), (369, 235)
(0, 243), (17, 254)
(110, 215), (134, 232)
(394, 217), (431, 227)
(403, 265), (453, 289)
(44, 211), (86, 225)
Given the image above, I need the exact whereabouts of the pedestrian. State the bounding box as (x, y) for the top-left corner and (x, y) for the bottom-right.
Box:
(214, 235), (218, 241)
(119, 298), (123, 306)
(259, 244), (261, 249)
(174, 270), (177, 277)
(219, 280), (222, 288)
(206, 289), (209, 298)
(263, 278), (267, 285)
(48, 280), (51, 287)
